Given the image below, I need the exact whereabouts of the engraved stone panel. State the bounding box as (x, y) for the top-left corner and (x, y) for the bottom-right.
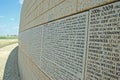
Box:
(30, 26), (43, 64)
(85, 2), (120, 80)
(19, 26), (43, 65)
(41, 12), (88, 80)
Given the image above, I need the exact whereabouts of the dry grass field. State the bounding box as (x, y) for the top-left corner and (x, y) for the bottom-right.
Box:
(0, 36), (18, 48)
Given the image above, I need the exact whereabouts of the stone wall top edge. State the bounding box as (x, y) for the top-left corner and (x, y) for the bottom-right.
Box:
(19, 0), (118, 32)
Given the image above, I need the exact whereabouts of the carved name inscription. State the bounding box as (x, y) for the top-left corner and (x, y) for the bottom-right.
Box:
(19, 1), (120, 80)
(41, 12), (88, 80)
(85, 2), (120, 80)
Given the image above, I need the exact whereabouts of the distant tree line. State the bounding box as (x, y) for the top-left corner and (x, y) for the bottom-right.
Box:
(0, 35), (18, 39)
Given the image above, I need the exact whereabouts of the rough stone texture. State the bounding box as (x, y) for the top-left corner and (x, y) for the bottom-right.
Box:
(19, 12), (89, 80)
(19, 0), (120, 80)
(20, 0), (117, 32)
(85, 2), (120, 80)
(77, 0), (116, 12)
(18, 47), (51, 80)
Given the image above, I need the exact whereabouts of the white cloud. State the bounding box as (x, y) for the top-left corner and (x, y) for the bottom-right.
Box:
(10, 18), (15, 21)
(19, 0), (24, 4)
(0, 23), (19, 36)
(0, 16), (4, 18)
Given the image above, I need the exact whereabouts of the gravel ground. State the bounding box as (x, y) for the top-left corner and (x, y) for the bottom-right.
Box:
(0, 44), (20, 80)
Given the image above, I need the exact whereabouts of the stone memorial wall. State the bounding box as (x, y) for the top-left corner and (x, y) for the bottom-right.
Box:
(19, 0), (120, 80)
(85, 2), (120, 80)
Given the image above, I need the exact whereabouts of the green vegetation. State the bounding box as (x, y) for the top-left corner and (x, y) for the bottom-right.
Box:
(0, 35), (18, 39)
(0, 36), (18, 48)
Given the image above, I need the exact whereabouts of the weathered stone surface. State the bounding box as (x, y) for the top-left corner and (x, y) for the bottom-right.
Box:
(85, 1), (120, 80)
(77, 0), (116, 12)
(19, 11), (89, 80)
(18, 47), (50, 80)
(41, 12), (88, 80)
(20, 0), (117, 31)
(19, 1), (120, 80)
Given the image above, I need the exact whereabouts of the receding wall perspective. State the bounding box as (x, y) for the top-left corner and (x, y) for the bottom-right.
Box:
(19, 0), (120, 80)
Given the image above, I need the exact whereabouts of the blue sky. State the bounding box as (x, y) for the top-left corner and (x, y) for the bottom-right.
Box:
(0, 0), (24, 36)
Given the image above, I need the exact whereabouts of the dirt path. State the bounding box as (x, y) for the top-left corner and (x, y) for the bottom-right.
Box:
(0, 44), (20, 80)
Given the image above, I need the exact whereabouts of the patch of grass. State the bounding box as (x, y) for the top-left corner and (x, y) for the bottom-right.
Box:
(0, 36), (18, 39)
(0, 39), (18, 48)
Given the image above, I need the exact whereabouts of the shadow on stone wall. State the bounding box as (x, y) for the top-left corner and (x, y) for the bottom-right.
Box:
(3, 46), (21, 80)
